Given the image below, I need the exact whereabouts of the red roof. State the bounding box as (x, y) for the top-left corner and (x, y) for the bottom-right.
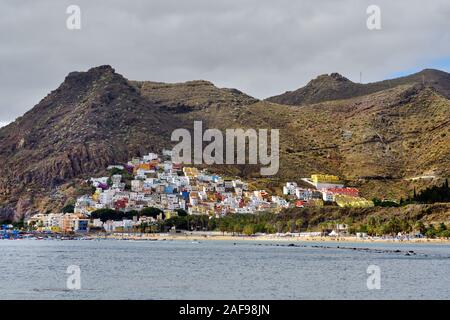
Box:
(295, 200), (305, 207)
(325, 187), (359, 197)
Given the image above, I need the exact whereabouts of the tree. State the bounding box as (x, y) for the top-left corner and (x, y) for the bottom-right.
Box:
(126, 210), (139, 219)
(149, 223), (160, 233)
(385, 217), (402, 235)
(439, 229), (450, 238)
(344, 217), (354, 226)
(295, 219), (303, 232)
(164, 216), (189, 230)
(275, 221), (285, 233)
(372, 198), (399, 207)
(139, 222), (149, 233)
(27, 221), (36, 231)
(425, 225), (437, 238)
(90, 208), (119, 222)
(438, 223), (447, 233)
(176, 209), (188, 217)
(286, 220), (295, 233)
(219, 219), (228, 235)
(62, 204), (75, 213)
(399, 219), (412, 233)
(109, 167), (125, 176)
(265, 223), (276, 234)
(412, 181), (450, 203)
(414, 221), (426, 234)
(243, 224), (255, 236)
(140, 207), (164, 219)
(207, 218), (217, 231)
(13, 219), (25, 230)
(233, 223), (243, 235)
(358, 224), (369, 233)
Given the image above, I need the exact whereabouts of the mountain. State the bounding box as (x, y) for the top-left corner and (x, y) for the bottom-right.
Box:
(266, 69), (450, 105)
(131, 80), (258, 111)
(0, 66), (259, 220)
(0, 66), (449, 220)
(189, 83), (450, 185)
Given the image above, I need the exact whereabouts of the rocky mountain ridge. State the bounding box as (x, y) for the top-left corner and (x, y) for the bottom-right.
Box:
(0, 65), (449, 220)
(266, 69), (450, 105)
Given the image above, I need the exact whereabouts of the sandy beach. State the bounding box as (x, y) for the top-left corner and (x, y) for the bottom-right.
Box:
(86, 232), (450, 244)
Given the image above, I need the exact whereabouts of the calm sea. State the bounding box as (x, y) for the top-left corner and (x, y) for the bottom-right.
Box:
(0, 239), (449, 299)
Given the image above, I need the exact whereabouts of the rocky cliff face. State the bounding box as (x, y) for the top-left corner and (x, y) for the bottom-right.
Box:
(0, 66), (173, 219)
(0, 65), (261, 220)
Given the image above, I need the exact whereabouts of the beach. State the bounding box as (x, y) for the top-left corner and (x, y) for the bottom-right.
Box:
(85, 232), (450, 244)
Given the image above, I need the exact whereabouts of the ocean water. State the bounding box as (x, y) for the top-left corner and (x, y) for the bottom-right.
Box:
(0, 239), (449, 300)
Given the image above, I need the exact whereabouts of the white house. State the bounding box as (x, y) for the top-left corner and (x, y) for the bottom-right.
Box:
(283, 182), (298, 195)
(143, 153), (158, 162)
(131, 180), (144, 192)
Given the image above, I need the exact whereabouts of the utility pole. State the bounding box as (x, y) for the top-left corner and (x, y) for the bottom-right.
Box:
(360, 71), (362, 84)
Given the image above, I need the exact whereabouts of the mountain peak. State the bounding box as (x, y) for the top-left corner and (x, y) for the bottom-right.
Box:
(317, 72), (350, 81)
(308, 72), (352, 86)
(55, 65), (129, 103)
(65, 65), (116, 80)
(90, 64), (115, 72)
(419, 68), (446, 74)
(266, 72), (359, 105)
(267, 68), (450, 106)
(132, 79), (258, 110)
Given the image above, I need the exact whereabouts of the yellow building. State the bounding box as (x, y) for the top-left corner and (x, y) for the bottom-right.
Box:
(183, 167), (199, 178)
(164, 210), (178, 219)
(92, 191), (100, 201)
(49, 226), (61, 233)
(188, 205), (215, 216)
(335, 195), (374, 208)
(311, 174), (340, 183)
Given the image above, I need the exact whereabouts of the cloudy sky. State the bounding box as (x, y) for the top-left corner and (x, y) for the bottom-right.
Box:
(1, 0), (450, 126)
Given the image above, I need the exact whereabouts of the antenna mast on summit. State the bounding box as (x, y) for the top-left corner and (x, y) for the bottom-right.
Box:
(359, 72), (362, 84)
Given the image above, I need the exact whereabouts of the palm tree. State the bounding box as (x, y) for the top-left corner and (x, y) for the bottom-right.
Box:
(275, 221), (285, 233)
(295, 219), (303, 232)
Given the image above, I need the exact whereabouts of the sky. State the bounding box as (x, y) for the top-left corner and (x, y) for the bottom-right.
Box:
(1, 0), (450, 126)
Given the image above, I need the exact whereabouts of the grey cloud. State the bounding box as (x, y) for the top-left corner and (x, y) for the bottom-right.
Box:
(0, 0), (449, 123)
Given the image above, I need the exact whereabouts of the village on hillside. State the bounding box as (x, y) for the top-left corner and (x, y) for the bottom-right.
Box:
(23, 150), (374, 234)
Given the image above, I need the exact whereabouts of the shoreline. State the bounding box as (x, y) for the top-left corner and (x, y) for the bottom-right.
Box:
(85, 233), (450, 244)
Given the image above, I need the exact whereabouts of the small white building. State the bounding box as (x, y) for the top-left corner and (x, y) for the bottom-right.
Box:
(283, 182), (298, 195)
(143, 153), (158, 162)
